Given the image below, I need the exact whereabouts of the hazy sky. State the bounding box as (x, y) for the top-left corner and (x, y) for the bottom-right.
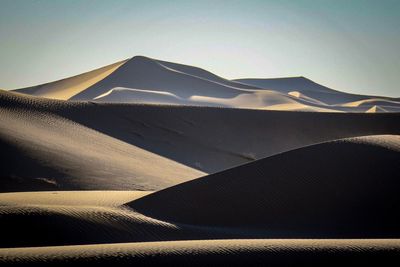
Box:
(0, 0), (399, 97)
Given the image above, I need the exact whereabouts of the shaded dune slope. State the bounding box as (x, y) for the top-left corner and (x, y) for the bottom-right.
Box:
(130, 135), (400, 238)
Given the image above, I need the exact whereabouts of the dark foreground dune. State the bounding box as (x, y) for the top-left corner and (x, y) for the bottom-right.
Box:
(130, 135), (400, 238)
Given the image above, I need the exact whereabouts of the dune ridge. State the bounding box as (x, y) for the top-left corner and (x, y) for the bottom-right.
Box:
(12, 56), (400, 112)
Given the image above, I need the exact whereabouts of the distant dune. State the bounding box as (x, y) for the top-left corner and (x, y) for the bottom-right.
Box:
(13, 56), (400, 112)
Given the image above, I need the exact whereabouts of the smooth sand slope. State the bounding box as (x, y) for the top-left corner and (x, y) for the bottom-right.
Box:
(2, 239), (400, 266)
(1, 89), (400, 181)
(13, 56), (400, 112)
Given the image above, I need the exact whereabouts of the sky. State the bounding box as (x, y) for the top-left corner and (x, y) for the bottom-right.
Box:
(0, 0), (399, 97)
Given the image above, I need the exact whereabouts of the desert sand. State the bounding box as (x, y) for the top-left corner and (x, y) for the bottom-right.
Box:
(1, 56), (400, 265)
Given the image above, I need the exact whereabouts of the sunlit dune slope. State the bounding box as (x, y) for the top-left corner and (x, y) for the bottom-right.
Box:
(14, 60), (127, 100)
(70, 56), (255, 100)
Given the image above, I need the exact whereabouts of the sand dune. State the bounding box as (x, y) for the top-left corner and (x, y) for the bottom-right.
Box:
(130, 135), (400, 238)
(1, 239), (400, 266)
(13, 56), (400, 112)
(70, 56), (252, 100)
(0, 91), (203, 192)
(14, 60), (127, 100)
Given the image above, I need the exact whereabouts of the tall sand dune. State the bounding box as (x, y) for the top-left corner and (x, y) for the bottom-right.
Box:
(69, 56), (252, 100)
(13, 56), (400, 112)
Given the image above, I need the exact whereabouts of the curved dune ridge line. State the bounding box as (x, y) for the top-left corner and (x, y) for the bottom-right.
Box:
(14, 60), (127, 100)
(1, 89), (400, 179)
(1, 239), (400, 266)
(13, 55), (400, 112)
(129, 135), (400, 238)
